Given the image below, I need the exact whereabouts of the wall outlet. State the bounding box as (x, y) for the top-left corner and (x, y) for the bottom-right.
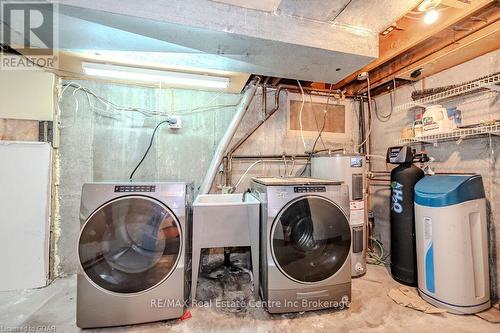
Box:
(168, 115), (182, 129)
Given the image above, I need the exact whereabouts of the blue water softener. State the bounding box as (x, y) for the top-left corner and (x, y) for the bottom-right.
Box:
(415, 174), (490, 314)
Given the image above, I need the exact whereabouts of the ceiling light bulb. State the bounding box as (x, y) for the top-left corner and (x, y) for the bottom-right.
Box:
(418, 0), (441, 12)
(424, 9), (439, 25)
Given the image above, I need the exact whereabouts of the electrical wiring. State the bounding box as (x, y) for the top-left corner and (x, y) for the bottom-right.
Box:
(299, 122), (327, 177)
(299, 85), (335, 176)
(63, 83), (165, 117)
(129, 119), (175, 181)
(374, 78), (395, 122)
(58, 83), (242, 180)
(355, 75), (373, 152)
(58, 81), (125, 129)
(309, 85), (334, 154)
(71, 86), (81, 120)
(309, 93), (326, 150)
(59, 83), (242, 119)
(61, 83), (161, 118)
(296, 80), (307, 150)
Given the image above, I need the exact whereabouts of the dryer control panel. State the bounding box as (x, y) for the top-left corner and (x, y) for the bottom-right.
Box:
(294, 186), (326, 193)
(114, 185), (156, 193)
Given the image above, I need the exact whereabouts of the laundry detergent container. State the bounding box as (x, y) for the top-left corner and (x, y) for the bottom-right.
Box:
(414, 174), (490, 314)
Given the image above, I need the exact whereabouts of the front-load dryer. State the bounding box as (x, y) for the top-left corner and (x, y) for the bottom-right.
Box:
(251, 177), (351, 313)
(77, 182), (192, 328)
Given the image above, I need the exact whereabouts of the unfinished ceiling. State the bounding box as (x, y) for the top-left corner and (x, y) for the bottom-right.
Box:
(211, 0), (421, 34)
(333, 0), (500, 95)
(6, 0), (420, 83)
(277, 0), (420, 33)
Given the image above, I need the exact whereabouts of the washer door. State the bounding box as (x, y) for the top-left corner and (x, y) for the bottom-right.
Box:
(271, 196), (350, 283)
(78, 196), (182, 294)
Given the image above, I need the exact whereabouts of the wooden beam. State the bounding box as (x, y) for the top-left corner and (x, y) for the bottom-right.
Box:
(397, 19), (500, 81)
(442, 0), (471, 9)
(333, 0), (494, 90)
(343, 2), (500, 94)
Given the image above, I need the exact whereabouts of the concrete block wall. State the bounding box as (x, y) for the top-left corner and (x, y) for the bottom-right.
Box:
(368, 49), (500, 298)
(57, 81), (358, 274)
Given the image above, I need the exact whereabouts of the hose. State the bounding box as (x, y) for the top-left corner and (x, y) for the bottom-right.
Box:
(367, 237), (390, 266)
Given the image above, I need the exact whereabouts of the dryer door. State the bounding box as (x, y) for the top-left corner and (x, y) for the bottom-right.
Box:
(78, 196), (182, 294)
(271, 196), (350, 283)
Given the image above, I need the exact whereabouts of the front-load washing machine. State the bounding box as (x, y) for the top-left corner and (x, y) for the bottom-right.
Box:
(251, 177), (351, 313)
(77, 182), (192, 328)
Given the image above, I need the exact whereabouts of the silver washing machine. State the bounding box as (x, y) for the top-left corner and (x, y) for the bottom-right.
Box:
(77, 182), (192, 328)
(251, 177), (351, 314)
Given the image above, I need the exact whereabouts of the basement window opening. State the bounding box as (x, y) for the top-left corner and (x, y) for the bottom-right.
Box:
(287, 94), (350, 139)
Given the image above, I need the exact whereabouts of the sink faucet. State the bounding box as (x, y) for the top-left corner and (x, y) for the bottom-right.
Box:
(242, 189), (251, 202)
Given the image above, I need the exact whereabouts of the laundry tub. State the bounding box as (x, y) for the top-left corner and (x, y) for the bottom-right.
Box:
(191, 193), (260, 300)
(415, 174), (490, 314)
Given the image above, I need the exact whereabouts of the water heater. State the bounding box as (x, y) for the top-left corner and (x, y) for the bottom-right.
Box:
(311, 153), (366, 277)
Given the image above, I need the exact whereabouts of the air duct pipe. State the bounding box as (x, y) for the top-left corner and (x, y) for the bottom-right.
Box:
(199, 77), (260, 194)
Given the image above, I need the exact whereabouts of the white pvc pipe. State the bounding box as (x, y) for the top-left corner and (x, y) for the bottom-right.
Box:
(199, 77), (260, 194)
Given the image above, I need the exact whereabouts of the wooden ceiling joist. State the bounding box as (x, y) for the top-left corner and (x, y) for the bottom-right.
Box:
(333, 0), (498, 94)
(397, 18), (500, 81)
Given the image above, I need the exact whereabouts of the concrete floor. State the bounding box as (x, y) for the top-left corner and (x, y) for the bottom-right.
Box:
(0, 265), (497, 333)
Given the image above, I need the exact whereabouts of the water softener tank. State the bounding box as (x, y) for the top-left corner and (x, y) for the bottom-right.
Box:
(387, 146), (424, 286)
(390, 164), (424, 285)
(415, 175), (490, 314)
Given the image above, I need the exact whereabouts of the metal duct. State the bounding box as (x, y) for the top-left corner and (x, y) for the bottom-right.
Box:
(199, 77), (260, 194)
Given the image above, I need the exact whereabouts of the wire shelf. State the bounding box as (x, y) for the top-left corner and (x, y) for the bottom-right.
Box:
(394, 73), (500, 112)
(397, 124), (500, 145)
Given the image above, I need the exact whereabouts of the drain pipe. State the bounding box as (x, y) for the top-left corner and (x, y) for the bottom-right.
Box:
(199, 77), (261, 194)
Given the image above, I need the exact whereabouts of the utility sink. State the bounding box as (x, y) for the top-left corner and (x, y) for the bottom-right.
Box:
(191, 193), (260, 299)
(195, 192), (257, 205)
(193, 193), (259, 248)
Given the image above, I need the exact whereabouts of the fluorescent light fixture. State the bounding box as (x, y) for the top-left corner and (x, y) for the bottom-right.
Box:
(82, 62), (230, 89)
(424, 9), (439, 25)
(211, 0), (282, 12)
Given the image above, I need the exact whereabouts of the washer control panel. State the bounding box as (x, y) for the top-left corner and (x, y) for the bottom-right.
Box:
(293, 186), (327, 193)
(114, 185), (156, 193)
